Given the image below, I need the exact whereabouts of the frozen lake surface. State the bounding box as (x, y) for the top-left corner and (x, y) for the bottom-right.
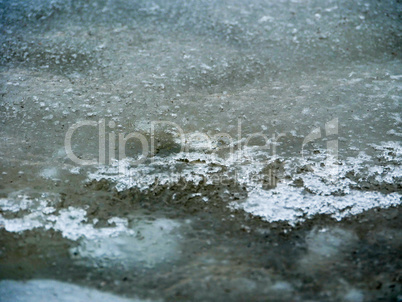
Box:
(0, 0), (401, 300)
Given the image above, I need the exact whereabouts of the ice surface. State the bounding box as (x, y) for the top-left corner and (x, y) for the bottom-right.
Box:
(0, 193), (182, 268)
(72, 218), (181, 268)
(87, 140), (401, 224)
(0, 0), (401, 300)
(0, 279), (154, 302)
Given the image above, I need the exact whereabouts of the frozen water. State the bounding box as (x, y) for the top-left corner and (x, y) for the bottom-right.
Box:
(0, 193), (182, 268)
(0, 279), (154, 302)
(0, 0), (401, 300)
(72, 218), (182, 268)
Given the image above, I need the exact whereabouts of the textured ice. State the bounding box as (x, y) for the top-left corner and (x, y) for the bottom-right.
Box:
(0, 0), (401, 299)
(0, 191), (182, 267)
(0, 194), (34, 212)
(232, 186), (401, 225)
(88, 141), (402, 224)
(0, 202), (131, 240)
